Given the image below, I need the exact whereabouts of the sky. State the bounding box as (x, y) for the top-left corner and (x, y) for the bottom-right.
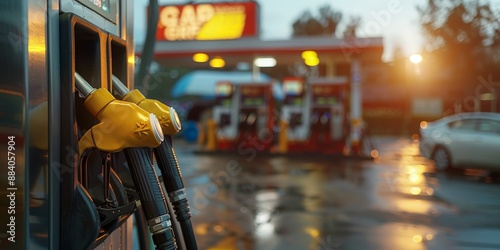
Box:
(133, 0), (500, 62)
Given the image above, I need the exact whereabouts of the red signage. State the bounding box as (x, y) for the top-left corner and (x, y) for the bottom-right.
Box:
(156, 2), (259, 41)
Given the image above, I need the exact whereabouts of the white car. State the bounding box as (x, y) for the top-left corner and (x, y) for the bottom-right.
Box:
(419, 112), (500, 172)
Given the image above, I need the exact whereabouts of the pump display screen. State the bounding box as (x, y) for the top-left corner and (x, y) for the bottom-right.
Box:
(241, 97), (265, 107)
(77, 0), (117, 23)
(88, 0), (110, 13)
(313, 96), (338, 106)
(311, 85), (342, 107)
(285, 96), (303, 106)
(240, 86), (269, 107)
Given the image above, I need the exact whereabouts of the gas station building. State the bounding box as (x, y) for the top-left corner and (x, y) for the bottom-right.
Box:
(136, 2), (387, 151)
(139, 1), (384, 82)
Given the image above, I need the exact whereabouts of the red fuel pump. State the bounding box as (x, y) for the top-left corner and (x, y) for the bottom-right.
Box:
(235, 84), (275, 152)
(308, 78), (349, 154)
(210, 82), (275, 152)
(281, 77), (348, 154)
(212, 82), (237, 151)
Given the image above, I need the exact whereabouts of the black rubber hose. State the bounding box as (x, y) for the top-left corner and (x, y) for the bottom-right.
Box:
(123, 147), (176, 250)
(134, 207), (152, 250)
(160, 176), (185, 249)
(179, 219), (197, 250)
(153, 136), (198, 250)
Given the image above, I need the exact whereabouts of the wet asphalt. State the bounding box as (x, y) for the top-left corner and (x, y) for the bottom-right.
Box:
(158, 136), (500, 250)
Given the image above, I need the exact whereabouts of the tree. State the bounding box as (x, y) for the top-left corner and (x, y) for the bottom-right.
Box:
(292, 5), (342, 37)
(418, 0), (500, 88)
(419, 0), (500, 51)
(343, 16), (362, 38)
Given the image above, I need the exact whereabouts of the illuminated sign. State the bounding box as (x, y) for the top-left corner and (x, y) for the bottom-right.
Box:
(156, 2), (259, 41)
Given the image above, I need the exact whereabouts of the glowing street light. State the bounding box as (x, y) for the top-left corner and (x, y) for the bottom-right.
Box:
(404, 53), (423, 134)
(409, 53), (422, 64)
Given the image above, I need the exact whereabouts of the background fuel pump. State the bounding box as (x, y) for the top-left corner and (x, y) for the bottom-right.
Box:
(209, 82), (276, 152)
(211, 82), (238, 150)
(280, 77), (349, 154)
(281, 78), (310, 146)
(237, 84), (276, 151)
(309, 77), (348, 154)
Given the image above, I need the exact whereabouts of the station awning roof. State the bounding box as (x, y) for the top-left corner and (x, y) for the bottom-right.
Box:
(170, 70), (283, 99)
(137, 36), (384, 69)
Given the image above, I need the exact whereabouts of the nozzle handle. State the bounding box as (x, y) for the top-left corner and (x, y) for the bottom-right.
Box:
(112, 75), (130, 98)
(74, 72), (96, 98)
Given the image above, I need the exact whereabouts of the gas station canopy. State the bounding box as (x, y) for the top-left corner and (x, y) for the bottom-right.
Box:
(138, 1), (384, 75)
(139, 36), (384, 72)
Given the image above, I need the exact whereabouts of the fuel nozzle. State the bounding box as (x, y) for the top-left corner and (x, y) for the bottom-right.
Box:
(75, 73), (164, 154)
(112, 75), (181, 135)
(76, 73), (177, 250)
(112, 76), (198, 250)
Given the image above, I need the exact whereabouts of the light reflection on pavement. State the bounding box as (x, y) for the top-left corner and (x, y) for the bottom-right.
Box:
(159, 136), (500, 250)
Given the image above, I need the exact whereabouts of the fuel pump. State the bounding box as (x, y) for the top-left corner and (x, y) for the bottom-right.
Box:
(74, 73), (177, 250)
(235, 84), (276, 151)
(281, 78), (310, 152)
(308, 77), (348, 154)
(212, 82), (238, 150)
(210, 83), (275, 152)
(281, 77), (348, 154)
(112, 75), (198, 250)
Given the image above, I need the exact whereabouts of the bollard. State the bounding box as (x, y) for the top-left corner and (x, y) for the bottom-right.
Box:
(278, 119), (288, 153)
(206, 119), (216, 151)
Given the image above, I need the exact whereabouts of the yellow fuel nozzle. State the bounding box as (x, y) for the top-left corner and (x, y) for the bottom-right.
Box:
(75, 73), (164, 154)
(112, 75), (182, 136)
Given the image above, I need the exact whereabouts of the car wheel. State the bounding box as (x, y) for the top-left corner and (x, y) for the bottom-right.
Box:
(432, 147), (451, 171)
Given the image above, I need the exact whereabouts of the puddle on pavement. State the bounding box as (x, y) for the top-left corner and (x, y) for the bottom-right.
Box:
(185, 139), (500, 250)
